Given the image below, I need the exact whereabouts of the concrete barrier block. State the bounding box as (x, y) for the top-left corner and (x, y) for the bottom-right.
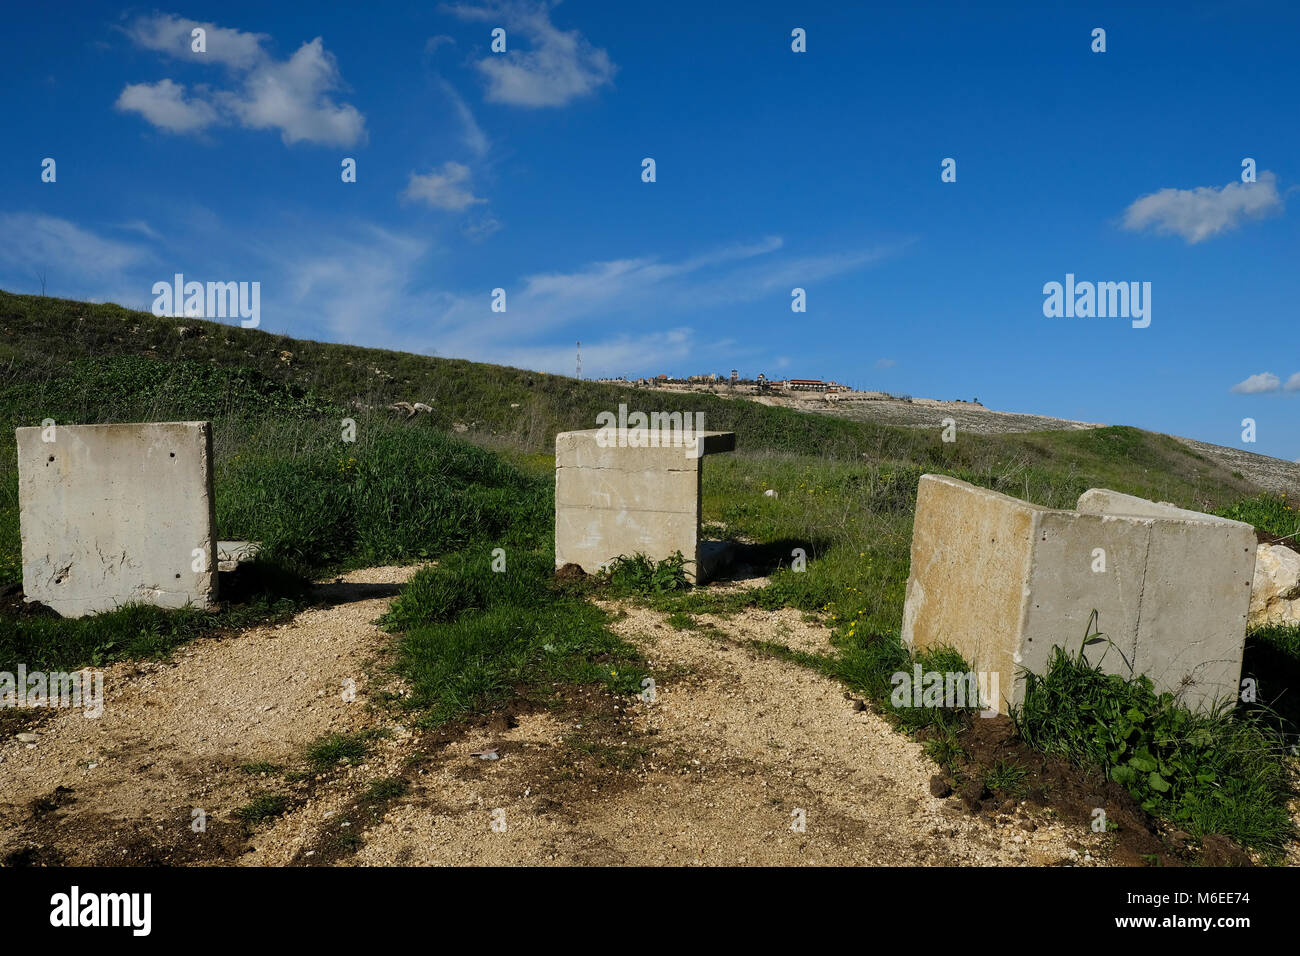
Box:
(903, 474), (1253, 714)
(554, 428), (734, 582)
(901, 475), (1040, 712)
(555, 466), (700, 513)
(17, 421), (218, 617)
(556, 507), (700, 574)
(1077, 486), (1255, 705)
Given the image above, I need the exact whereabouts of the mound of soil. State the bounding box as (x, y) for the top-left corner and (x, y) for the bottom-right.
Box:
(0, 582), (57, 618)
(922, 715), (1253, 867)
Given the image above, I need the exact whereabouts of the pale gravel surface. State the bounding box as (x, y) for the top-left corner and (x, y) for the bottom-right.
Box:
(12, 565), (1290, 866)
(306, 600), (1115, 866)
(0, 565), (424, 864)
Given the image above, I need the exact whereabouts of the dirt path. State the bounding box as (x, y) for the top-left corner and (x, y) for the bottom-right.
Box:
(2, 569), (1125, 866)
(0, 566), (421, 865)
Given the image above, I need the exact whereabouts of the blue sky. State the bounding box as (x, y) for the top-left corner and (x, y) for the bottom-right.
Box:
(2, 1), (1298, 456)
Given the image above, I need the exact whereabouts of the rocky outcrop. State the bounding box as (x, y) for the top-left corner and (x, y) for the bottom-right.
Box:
(1249, 543), (1300, 627)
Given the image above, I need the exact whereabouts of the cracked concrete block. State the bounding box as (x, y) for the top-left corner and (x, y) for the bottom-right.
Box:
(16, 421), (218, 617)
(554, 428), (735, 582)
(902, 474), (1254, 714)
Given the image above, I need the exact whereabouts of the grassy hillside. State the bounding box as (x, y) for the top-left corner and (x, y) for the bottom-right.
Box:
(2, 289), (1296, 858)
(0, 290), (1262, 500)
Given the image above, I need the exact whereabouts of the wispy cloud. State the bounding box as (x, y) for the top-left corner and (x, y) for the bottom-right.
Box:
(420, 235), (905, 373)
(439, 77), (490, 156)
(117, 14), (366, 146)
(0, 213), (148, 278)
(0, 213), (152, 303)
(443, 0), (616, 107)
(0, 205), (898, 379)
(1121, 171), (1283, 243)
(276, 227), (430, 342)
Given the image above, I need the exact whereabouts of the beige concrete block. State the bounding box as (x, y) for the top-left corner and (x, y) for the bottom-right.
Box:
(556, 429), (734, 471)
(555, 465), (700, 514)
(553, 428), (735, 583)
(902, 476), (1040, 714)
(17, 421), (218, 617)
(556, 506), (700, 575)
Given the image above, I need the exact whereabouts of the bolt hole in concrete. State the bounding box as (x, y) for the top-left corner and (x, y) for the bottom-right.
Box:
(47, 456), (53, 463)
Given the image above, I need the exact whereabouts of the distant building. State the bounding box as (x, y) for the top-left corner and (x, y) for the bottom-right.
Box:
(787, 378), (831, 392)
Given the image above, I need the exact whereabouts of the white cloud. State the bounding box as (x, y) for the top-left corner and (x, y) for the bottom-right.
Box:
(116, 79), (220, 133)
(404, 162), (487, 211)
(875, 358), (897, 369)
(444, 1), (615, 107)
(118, 14), (366, 146)
(1230, 372), (1281, 394)
(1122, 171), (1283, 243)
(220, 38), (366, 146)
(125, 13), (268, 69)
(0, 208), (894, 381)
(1285, 373), (1300, 392)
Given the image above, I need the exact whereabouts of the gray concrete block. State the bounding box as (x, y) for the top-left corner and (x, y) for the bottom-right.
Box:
(902, 474), (1254, 714)
(17, 422), (218, 617)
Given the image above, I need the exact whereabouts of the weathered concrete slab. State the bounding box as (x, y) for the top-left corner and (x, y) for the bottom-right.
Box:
(901, 474), (1254, 714)
(555, 428), (735, 583)
(17, 422), (218, 617)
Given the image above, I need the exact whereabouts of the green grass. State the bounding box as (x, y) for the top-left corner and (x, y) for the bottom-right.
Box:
(984, 760), (1031, 798)
(600, 551), (690, 595)
(233, 793), (290, 827)
(305, 730), (385, 771)
(381, 549), (645, 726)
(215, 418), (549, 577)
(0, 579), (303, 673)
(1217, 491), (1300, 539)
(1013, 637), (1295, 858)
(361, 777), (410, 803)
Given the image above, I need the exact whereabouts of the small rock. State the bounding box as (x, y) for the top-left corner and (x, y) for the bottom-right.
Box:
(16, 732), (37, 744)
(958, 778), (989, 811)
